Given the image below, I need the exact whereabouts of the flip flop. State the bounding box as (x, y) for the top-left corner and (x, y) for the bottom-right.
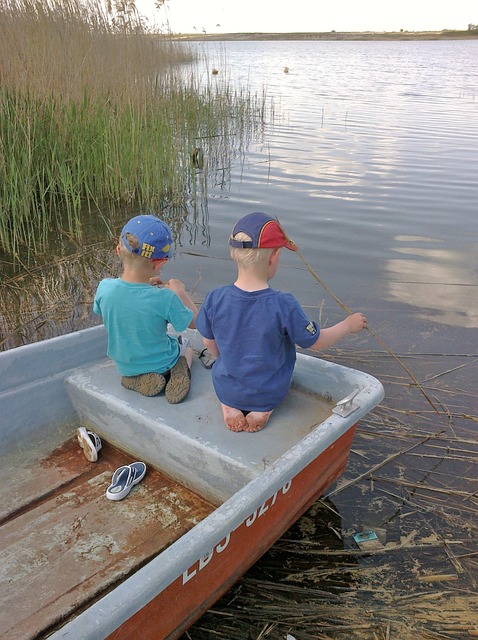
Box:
(77, 427), (102, 462)
(110, 462), (147, 487)
(198, 348), (216, 370)
(106, 462), (147, 501)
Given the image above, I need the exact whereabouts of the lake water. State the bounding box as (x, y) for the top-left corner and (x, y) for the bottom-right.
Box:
(2, 38), (478, 638)
(176, 39), (478, 358)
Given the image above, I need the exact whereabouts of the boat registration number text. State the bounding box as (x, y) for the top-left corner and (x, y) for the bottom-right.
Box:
(182, 480), (292, 585)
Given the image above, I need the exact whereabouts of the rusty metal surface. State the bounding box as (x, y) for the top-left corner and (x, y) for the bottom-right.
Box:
(0, 437), (214, 640)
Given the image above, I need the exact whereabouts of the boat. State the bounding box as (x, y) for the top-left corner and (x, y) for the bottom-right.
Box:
(0, 325), (384, 640)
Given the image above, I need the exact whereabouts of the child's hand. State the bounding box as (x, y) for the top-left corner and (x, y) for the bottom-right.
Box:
(149, 277), (186, 294)
(149, 276), (164, 287)
(164, 278), (186, 295)
(346, 312), (367, 334)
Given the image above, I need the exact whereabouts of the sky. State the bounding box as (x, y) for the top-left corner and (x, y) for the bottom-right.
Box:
(137, 0), (477, 34)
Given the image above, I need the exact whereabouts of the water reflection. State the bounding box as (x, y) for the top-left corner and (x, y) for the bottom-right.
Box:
(0, 243), (112, 350)
(386, 236), (478, 328)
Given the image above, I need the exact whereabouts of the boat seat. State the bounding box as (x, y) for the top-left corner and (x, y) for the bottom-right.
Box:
(65, 356), (333, 504)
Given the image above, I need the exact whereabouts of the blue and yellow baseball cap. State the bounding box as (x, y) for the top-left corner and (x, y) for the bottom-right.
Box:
(121, 215), (173, 259)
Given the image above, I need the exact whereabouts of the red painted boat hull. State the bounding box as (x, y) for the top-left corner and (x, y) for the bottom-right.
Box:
(107, 423), (356, 640)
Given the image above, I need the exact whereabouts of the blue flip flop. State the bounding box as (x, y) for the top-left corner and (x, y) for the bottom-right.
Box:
(106, 462), (147, 501)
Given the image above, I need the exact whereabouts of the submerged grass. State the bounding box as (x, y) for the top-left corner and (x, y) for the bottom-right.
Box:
(0, 0), (267, 258)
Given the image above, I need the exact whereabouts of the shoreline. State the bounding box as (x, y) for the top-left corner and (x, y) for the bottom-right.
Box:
(169, 30), (478, 42)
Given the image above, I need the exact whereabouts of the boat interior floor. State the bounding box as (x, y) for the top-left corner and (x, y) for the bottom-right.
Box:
(0, 436), (214, 640)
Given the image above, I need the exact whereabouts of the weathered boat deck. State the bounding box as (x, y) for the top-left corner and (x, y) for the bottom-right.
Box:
(0, 435), (214, 640)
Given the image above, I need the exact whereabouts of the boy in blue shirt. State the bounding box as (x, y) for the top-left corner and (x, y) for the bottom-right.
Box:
(94, 214), (198, 404)
(196, 212), (367, 432)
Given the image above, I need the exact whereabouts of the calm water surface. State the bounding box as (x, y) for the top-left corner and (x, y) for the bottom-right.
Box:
(178, 39), (478, 359)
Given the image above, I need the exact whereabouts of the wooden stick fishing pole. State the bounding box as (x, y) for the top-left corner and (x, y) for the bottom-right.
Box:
(276, 219), (442, 415)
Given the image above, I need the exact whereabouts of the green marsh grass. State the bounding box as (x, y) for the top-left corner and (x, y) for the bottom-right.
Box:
(0, 0), (267, 259)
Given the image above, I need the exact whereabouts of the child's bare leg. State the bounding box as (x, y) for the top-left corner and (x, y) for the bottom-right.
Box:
(221, 403), (248, 432)
(245, 410), (273, 433)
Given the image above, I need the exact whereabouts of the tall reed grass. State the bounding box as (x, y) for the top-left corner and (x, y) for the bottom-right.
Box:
(0, 0), (267, 258)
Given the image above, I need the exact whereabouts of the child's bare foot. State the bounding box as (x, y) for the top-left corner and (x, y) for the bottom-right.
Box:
(245, 410), (272, 432)
(221, 404), (247, 432)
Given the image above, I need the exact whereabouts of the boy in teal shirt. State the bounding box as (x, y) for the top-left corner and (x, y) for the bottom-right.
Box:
(94, 214), (198, 403)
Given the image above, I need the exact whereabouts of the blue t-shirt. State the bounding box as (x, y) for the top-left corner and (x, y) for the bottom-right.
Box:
(196, 284), (319, 411)
(94, 278), (193, 376)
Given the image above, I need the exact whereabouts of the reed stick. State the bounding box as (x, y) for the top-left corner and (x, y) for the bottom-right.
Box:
(326, 432), (440, 498)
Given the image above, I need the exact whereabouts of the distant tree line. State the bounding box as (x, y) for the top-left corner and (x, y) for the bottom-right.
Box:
(468, 23), (478, 30)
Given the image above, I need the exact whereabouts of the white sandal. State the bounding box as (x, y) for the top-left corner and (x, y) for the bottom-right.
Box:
(76, 427), (102, 462)
(198, 348), (216, 370)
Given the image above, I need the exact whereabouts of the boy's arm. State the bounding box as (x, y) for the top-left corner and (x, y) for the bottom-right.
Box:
(309, 313), (367, 351)
(164, 278), (198, 329)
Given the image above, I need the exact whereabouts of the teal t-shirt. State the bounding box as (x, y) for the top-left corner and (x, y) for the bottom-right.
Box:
(93, 278), (193, 376)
